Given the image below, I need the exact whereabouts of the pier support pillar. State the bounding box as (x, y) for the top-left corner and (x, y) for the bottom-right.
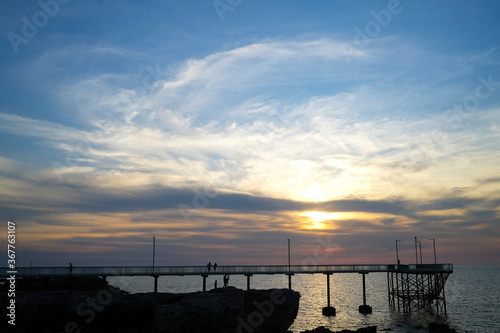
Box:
(443, 283), (447, 316)
(359, 272), (372, 314)
(287, 273), (293, 290)
(153, 275), (159, 293)
(322, 273), (336, 316)
(245, 274), (252, 290)
(202, 275), (208, 291)
(387, 270), (451, 316)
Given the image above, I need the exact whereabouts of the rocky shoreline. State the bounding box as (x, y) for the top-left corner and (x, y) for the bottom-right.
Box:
(1, 277), (300, 333)
(298, 323), (457, 333)
(299, 326), (376, 333)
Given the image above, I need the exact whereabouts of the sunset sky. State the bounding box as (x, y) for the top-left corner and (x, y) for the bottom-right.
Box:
(1, 1), (500, 267)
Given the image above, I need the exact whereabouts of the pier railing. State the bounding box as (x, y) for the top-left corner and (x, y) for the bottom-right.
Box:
(1, 264), (453, 278)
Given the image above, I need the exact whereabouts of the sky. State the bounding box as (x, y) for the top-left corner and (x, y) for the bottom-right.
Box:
(1, 0), (500, 267)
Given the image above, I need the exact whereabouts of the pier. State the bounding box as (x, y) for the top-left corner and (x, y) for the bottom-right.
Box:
(2, 263), (453, 316)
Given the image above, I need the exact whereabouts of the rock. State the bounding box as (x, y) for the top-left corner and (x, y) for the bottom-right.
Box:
(428, 323), (457, 333)
(0, 284), (300, 333)
(154, 287), (299, 333)
(301, 326), (334, 333)
(301, 326), (377, 333)
(356, 327), (377, 333)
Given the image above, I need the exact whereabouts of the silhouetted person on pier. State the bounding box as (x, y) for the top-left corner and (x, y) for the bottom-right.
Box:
(207, 262), (212, 272)
(69, 262), (73, 276)
(214, 263), (217, 272)
(223, 274), (230, 287)
(214, 280), (217, 289)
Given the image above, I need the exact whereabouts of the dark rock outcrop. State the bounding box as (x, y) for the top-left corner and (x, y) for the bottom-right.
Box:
(0, 284), (300, 333)
(428, 323), (457, 333)
(301, 326), (377, 333)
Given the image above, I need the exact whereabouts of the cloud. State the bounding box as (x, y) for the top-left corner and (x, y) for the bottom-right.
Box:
(1, 103), (499, 205)
(162, 39), (368, 88)
(0, 113), (83, 142)
(479, 177), (500, 185)
(58, 39), (371, 126)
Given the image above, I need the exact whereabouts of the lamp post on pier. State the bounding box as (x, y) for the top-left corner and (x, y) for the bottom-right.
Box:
(395, 239), (402, 265)
(287, 238), (291, 271)
(429, 238), (437, 264)
(152, 236), (158, 293)
(414, 237), (418, 265)
(419, 241), (423, 264)
(153, 236), (156, 269)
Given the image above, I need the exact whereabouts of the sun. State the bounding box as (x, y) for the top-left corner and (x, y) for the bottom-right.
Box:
(300, 188), (328, 202)
(300, 211), (342, 229)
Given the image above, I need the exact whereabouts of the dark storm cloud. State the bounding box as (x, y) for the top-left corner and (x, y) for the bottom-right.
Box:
(416, 197), (480, 211)
(49, 184), (414, 216)
(5, 182), (491, 223)
(317, 198), (412, 216)
(478, 177), (500, 185)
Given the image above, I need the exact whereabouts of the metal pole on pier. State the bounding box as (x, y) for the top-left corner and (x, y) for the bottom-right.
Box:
(395, 239), (401, 264)
(153, 236), (156, 268)
(419, 241), (423, 264)
(287, 239), (291, 271)
(153, 236), (158, 293)
(287, 238), (292, 289)
(429, 238), (437, 264)
(414, 237), (418, 265)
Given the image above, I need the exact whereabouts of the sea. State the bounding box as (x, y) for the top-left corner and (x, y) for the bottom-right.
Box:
(107, 266), (500, 333)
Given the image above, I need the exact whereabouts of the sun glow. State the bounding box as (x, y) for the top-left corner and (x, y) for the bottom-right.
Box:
(301, 211), (342, 229)
(300, 188), (328, 202)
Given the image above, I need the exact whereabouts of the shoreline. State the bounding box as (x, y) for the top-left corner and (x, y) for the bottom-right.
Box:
(1, 277), (300, 333)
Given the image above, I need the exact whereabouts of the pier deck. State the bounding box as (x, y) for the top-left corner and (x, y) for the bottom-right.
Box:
(1, 263), (452, 278)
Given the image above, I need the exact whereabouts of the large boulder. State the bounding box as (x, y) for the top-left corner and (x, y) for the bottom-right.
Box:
(300, 326), (377, 333)
(155, 287), (299, 333)
(428, 323), (457, 333)
(0, 284), (300, 333)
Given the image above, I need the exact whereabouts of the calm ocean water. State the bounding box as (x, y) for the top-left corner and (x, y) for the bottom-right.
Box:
(108, 265), (500, 333)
